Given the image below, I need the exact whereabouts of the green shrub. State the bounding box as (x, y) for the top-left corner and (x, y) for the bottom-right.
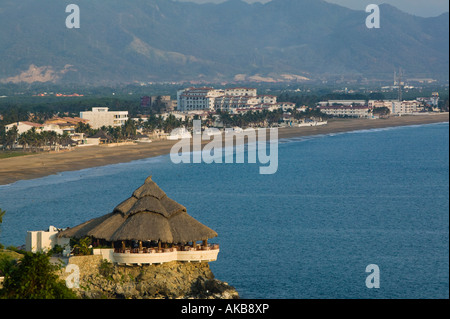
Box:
(99, 259), (114, 280)
(0, 251), (78, 299)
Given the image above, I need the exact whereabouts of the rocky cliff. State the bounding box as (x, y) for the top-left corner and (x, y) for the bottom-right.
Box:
(59, 255), (239, 299)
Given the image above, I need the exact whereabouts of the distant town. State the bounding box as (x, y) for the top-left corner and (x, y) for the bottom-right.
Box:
(0, 84), (447, 154)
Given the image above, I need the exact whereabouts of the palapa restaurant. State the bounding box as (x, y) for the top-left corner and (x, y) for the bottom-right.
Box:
(57, 176), (220, 265)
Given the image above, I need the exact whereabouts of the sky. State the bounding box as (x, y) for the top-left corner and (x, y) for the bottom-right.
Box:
(176, 0), (449, 17)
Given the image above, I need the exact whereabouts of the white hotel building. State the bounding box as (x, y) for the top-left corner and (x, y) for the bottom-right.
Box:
(177, 87), (278, 112)
(319, 105), (371, 118)
(368, 100), (424, 114)
(176, 87), (224, 111)
(80, 107), (129, 129)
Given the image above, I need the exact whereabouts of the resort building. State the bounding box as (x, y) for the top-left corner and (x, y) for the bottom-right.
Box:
(5, 121), (43, 135)
(5, 117), (90, 137)
(57, 176), (220, 265)
(394, 100), (423, 114)
(26, 226), (70, 254)
(277, 102), (297, 111)
(318, 100), (366, 107)
(80, 107), (129, 129)
(214, 95), (259, 111)
(177, 87), (280, 113)
(42, 117), (88, 135)
(319, 105), (371, 118)
(177, 87), (224, 111)
(368, 100), (424, 114)
(224, 87), (257, 97)
(140, 95), (176, 112)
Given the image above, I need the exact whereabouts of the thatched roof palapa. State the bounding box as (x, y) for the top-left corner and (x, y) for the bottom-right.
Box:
(58, 176), (218, 243)
(89, 130), (113, 141)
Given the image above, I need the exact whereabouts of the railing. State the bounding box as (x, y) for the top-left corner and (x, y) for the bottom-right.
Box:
(108, 244), (220, 265)
(113, 244), (219, 254)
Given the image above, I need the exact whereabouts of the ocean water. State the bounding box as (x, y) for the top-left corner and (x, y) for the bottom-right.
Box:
(0, 122), (448, 299)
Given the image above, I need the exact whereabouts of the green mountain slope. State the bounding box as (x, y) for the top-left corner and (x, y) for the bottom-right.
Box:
(0, 0), (447, 84)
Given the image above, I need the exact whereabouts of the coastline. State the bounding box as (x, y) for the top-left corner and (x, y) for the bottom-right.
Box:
(0, 113), (448, 186)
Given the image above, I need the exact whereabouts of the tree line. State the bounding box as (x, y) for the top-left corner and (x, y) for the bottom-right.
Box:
(1, 126), (74, 151)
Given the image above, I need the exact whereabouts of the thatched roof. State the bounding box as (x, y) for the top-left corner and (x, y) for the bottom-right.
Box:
(89, 130), (113, 141)
(58, 176), (217, 243)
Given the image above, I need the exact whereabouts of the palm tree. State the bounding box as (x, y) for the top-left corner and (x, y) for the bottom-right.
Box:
(121, 119), (137, 139)
(4, 126), (18, 150)
(72, 237), (92, 256)
(47, 131), (58, 151)
(18, 133), (29, 152)
(206, 113), (216, 127)
(75, 122), (94, 135)
(59, 132), (72, 148)
(163, 114), (181, 132)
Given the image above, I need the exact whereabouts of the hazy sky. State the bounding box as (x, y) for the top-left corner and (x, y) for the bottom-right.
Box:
(176, 0), (449, 17)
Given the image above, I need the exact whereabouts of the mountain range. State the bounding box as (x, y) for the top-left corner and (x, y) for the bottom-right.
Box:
(0, 0), (448, 84)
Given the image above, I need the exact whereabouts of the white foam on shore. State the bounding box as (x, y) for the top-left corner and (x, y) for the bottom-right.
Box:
(1, 121), (447, 189)
(0, 154), (168, 190)
(278, 121), (449, 145)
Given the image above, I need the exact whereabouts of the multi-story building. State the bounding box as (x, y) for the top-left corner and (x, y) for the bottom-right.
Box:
(319, 105), (371, 118)
(394, 100), (423, 114)
(318, 100), (366, 107)
(369, 100), (424, 114)
(417, 92), (439, 107)
(5, 121), (43, 135)
(214, 95), (259, 111)
(141, 95), (176, 112)
(177, 87), (279, 112)
(224, 88), (257, 97)
(257, 95), (277, 104)
(80, 107), (128, 129)
(277, 102), (296, 111)
(177, 88), (224, 111)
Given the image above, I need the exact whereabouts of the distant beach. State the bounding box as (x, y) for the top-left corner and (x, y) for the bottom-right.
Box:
(0, 113), (448, 186)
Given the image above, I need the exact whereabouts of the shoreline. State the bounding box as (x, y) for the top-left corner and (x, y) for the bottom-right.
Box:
(0, 113), (448, 186)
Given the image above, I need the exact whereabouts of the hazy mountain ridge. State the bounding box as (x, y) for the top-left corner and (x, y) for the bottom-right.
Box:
(0, 0), (448, 84)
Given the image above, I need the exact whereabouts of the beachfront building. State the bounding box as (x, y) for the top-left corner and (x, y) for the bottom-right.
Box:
(319, 105), (371, 118)
(395, 100), (423, 114)
(42, 117), (88, 135)
(177, 87), (281, 113)
(5, 121), (43, 135)
(177, 87), (224, 112)
(368, 100), (424, 114)
(224, 87), (257, 97)
(277, 102), (297, 111)
(5, 117), (90, 136)
(58, 176), (219, 265)
(80, 107), (129, 129)
(214, 95), (259, 111)
(318, 100), (366, 107)
(258, 95), (277, 104)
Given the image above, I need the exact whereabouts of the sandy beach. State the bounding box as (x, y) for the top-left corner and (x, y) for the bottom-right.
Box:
(0, 113), (448, 186)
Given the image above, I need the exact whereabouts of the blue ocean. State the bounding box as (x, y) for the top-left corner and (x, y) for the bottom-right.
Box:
(0, 122), (448, 299)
